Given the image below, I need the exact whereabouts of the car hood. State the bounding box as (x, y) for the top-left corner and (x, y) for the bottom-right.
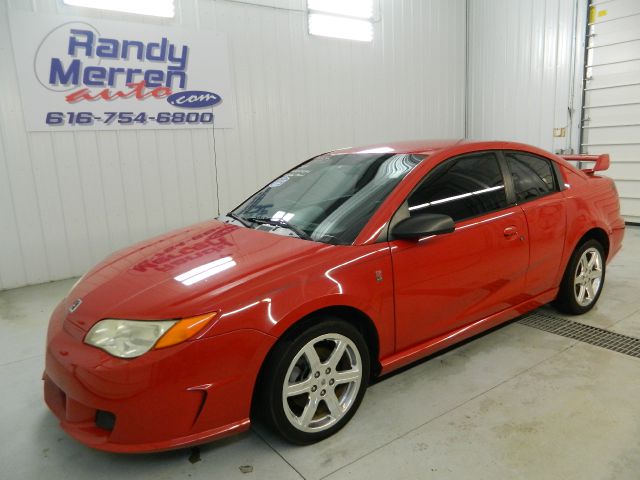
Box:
(64, 220), (329, 331)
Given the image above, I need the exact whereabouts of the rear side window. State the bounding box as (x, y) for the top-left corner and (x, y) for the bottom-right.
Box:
(505, 152), (558, 203)
(407, 152), (508, 222)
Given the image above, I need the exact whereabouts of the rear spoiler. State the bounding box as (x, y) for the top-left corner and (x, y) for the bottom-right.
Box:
(561, 154), (610, 174)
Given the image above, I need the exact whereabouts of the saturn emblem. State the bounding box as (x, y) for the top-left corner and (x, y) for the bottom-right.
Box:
(68, 298), (82, 313)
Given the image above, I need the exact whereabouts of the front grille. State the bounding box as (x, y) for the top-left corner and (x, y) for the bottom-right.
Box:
(95, 410), (116, 431)
(520, 310), (640, 358)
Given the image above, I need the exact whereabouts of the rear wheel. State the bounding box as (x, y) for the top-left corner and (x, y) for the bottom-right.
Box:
(554, 239), (606, 314)
(259, 319), (370, 444)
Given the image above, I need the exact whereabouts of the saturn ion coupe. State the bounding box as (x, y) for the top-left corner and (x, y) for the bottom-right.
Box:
(44, 140), (624, 452)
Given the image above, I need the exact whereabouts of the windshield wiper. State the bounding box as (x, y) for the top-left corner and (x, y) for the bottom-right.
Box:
(226, 212), (253, 228)
(245, 217), (312, 241)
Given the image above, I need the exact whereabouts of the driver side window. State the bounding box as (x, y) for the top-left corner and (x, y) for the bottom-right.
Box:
(408, 152), (508, 222)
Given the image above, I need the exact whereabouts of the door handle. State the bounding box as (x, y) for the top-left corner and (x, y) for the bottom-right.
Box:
(503, 226), (518, 238)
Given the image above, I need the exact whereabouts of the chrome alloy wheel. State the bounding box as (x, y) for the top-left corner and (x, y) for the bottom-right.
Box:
(282, 333), (362, 433)
(574, 247), (603, 307)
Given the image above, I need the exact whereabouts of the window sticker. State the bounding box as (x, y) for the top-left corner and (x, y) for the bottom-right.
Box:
(270, 175), (290, 188)
(288, 169), (310, 177)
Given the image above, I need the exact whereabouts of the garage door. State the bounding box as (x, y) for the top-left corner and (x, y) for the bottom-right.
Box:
(582, 0), (640, 223)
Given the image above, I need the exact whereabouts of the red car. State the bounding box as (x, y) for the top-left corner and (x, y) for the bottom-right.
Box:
(44, 140), (624, 452)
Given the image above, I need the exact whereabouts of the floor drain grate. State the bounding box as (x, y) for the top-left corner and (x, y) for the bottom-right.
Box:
(520, 310), (640, 358)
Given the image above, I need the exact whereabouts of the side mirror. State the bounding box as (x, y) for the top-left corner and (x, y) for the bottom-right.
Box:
(392, 213), (455, 240)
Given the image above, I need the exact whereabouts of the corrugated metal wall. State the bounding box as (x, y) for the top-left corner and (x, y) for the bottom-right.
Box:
(466, 0), (579, 153)
(0, 0), (466, 290)
(582, 0), (640, 223)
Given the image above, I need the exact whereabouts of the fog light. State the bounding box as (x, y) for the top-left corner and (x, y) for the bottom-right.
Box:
(95, 410), (116, 431)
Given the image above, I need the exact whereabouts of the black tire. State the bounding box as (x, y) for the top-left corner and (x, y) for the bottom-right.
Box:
(554, 239), (606, 315)
(257, 318), (370, 445)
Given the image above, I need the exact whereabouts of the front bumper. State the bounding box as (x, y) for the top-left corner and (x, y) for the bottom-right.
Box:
(43, 304), (275, 452)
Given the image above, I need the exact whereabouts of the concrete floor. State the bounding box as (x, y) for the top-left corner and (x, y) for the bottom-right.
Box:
(1, 227), (639, 480)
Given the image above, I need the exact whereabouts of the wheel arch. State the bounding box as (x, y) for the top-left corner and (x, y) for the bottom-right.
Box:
(293, 305), (381, 379)
(558, 226), (610, 285)
(576, 227), (610, 259)
(267, 304), (380, 378)
(554, 227), (608, 314)
(250, 305), (381, 417)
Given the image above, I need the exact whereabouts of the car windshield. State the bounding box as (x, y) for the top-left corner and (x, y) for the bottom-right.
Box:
(231, 152), (425, 244)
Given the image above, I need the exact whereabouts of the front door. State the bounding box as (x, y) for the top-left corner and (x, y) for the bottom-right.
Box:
(390, 151), (530, 351)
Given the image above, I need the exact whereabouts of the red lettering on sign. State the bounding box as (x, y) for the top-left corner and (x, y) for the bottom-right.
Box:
(65, 81), (173, 103)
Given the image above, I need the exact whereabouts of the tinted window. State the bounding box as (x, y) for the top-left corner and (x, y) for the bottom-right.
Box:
(506, 152), (557, 203)
(407, 152), (508, 222)
(232, 153), (424, 244)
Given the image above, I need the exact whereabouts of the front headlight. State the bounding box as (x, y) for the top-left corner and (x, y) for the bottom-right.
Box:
(84, 312), (216, 359)
(85, 319), (177, 358)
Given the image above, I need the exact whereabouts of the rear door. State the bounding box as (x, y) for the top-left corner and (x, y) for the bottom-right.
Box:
(390, 151), (530, 350)
(502, 151), (567, 296)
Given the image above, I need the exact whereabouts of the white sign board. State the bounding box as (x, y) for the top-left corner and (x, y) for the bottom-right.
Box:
(9, 12), (236, 131)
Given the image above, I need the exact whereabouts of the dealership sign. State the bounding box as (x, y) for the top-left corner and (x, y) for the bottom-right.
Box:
(9, 12), (236, 131)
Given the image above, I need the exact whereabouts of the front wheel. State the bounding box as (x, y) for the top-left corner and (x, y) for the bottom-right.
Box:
(554, 239), (606, 314)
(259, 319), (370, 444)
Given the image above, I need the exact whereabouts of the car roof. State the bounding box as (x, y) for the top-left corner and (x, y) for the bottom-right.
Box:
(333, 139), (548, 156)
(334, 139), (464, 155)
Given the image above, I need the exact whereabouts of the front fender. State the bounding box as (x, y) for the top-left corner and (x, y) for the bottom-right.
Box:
(206, 244), (395, 358)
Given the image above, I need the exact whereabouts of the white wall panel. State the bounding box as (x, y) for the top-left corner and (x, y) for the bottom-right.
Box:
(0, 0), (466, 289)
(467, 0), (579, 152)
